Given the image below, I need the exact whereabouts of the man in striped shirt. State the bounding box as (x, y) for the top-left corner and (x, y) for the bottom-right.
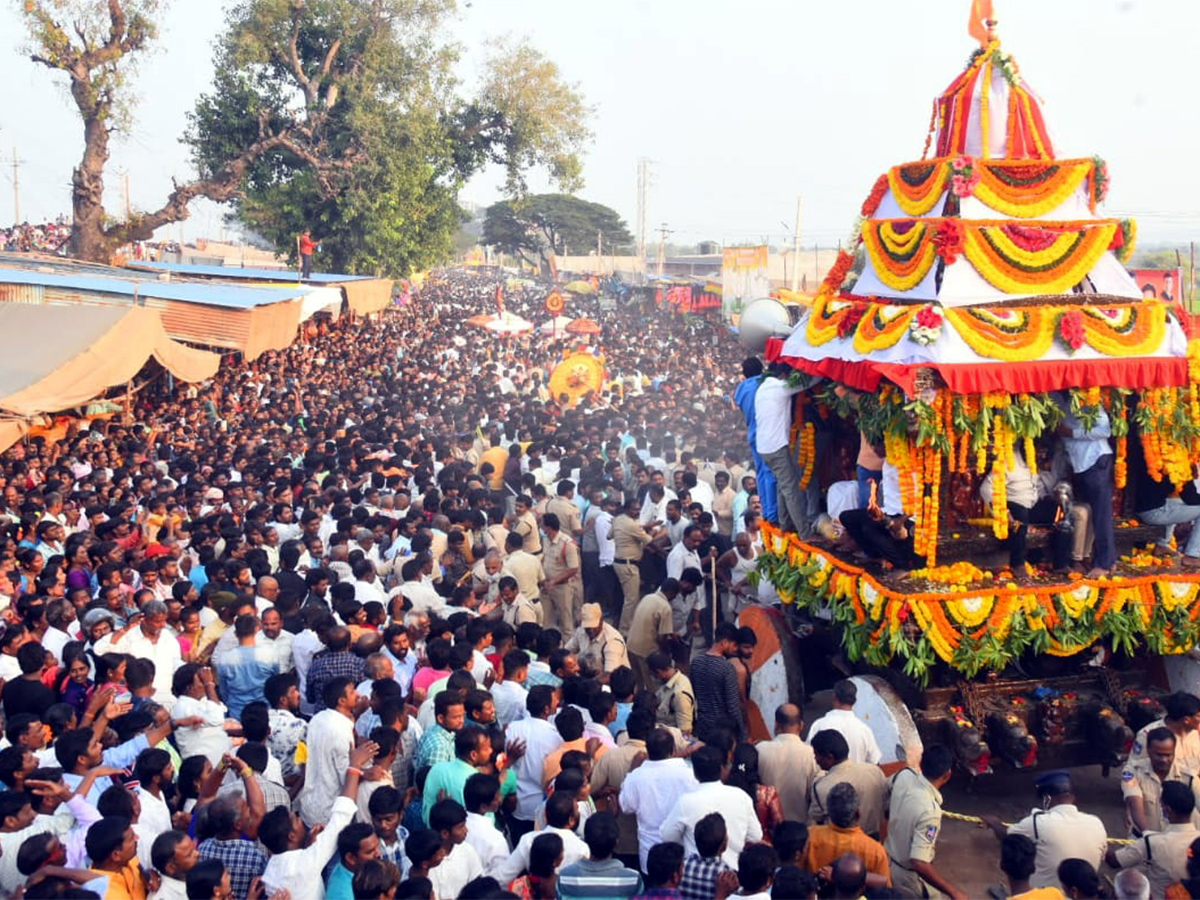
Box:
(558, 811), (643, 900)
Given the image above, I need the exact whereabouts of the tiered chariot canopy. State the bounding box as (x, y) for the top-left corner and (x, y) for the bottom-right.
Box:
(778, 35), (1188, 397)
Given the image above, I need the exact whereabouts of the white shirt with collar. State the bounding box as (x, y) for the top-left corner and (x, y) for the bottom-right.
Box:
(618, 756), (699, 870)
(262, 794), (356, 900)
(659, 780), (762, 868)
(505, 716), (564, 821)
(429, 840), (483, 900)
(595, 511), (616, 566)
(495, 825), (589, 885)
(807, 707), (883, 765)
(465, 811), (510, 872)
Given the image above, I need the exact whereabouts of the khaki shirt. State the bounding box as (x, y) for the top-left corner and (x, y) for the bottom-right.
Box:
(757, 733), (818, 822)
(712, 487), (737, 535)
(1131, 720), (1200, 773)
(505, 550), (544, 600)
(654, 670), (695, 733)
(501, 593), (542, 628)
(543, 532), (581, 583)
(812, 758), (888, 838)
(511, 511), (542, 554)
(1113, 821), (1200, 896)
(1121, 757), (1200, 833)
(883, 767), (943, 866)
(627, 590), (675, 658)
(592, 738), (647, 855)
(566, 622), (630, 674)
(547, 496), (583, 537)
(612, 514), (652, 561)
(1007, 804), (1108, 889)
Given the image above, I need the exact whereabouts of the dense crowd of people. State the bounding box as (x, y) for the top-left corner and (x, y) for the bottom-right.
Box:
(0, 268), (1193, 899)
(1, 221), (71, 254)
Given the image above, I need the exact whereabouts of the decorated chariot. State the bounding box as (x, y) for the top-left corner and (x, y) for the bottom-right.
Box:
(741, 12), (1200, 773)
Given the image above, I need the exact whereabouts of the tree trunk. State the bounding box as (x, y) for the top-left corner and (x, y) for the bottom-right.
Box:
(68, 83), (114, 264)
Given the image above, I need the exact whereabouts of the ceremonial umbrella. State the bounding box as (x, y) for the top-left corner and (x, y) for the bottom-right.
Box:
(483, 314), (534, 334)
(538, 316), (573, 334)
(566, 317), (602, 335)
(564, 280), (596, 294)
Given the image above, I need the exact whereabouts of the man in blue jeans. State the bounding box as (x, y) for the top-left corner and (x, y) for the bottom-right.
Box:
(1054, 393), (1115, 577)
(733, 357), (778, 525)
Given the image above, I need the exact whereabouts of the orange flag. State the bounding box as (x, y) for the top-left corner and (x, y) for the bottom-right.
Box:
(968, 0), (994, 48)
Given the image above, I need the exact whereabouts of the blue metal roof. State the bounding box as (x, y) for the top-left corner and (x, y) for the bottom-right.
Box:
(0, 267), (313, 309)
(131, 261), (374, 284)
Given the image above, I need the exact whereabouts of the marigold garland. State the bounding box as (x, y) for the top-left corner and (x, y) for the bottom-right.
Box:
(861, 174), (890, 219)
(964, 222), (1117, 293)
(886, 162), (951, 216)
(862, 218), (1121, 297)
(853, 304), (919, 354)
(861, 220), (939, 291)
(1081, 304), (1166, 357)
(757, 524), (1200, 682)
(973, 160), (1092, 218)
(944, 307), (1055, 360)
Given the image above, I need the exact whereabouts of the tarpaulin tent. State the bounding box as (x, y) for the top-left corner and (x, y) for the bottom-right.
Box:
(0, 304), (219, 420)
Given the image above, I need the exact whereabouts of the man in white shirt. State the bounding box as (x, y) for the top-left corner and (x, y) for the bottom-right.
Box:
(291, 607), (329, 718)
(594, 496), (620, 619)
(504, 685), (564, 831)
(491, 650), (530, 727)
(300, 676), (360, 827)
(259, 608), (294, 673)
(666, 526), (706, 635)
(463, 772), (509, 872)
(427, 798), (485, 899)
(94, 599), (183, 707)
(807, 679), (882, 765)
(754, 365), (807, 535)
(619, 727), (699, 870)
(496, 792), (590, 884)
(393, 558), (446, 617)
(659, 745), (761, 868)
(259, 742), (379, 900)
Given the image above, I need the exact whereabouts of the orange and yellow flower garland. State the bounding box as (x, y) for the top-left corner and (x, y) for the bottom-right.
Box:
(759, 523), (1200, 681)
(873, 158), (1102, 220)
(862, 218), (1121, 297)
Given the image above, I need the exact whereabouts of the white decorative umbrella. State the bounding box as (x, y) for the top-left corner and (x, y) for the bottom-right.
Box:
(483, 313), (534, 334)
(538, 316), (573, 334)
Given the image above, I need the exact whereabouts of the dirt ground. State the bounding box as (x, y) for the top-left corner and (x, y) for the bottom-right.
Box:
(936, 763), (1127, 895)
(800, 692), (1129, 896)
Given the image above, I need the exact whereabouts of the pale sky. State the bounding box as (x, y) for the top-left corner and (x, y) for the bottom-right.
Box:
(1, 0), (1197, 249)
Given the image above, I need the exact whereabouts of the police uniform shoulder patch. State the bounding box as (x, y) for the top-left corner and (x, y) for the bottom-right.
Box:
(924, 825), (939, 842)
(1122, 769), (1135, 782)
(1132, 741), (1143, 755)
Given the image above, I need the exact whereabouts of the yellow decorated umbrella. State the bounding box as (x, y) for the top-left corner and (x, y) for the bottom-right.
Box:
(549, 352), (605, 407)
(564, 280), (596, 294)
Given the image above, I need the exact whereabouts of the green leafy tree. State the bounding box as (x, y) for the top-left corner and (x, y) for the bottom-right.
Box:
(481, 194), (632, 276)
(18, 0), (591, 273)
(189, 0), (592, 276)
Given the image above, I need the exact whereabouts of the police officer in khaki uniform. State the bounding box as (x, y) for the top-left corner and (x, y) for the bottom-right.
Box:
(1108, 780), (1200, 896)
(542, 512), (583, 633)
(1121, 725), (1200, 835)
(883, 744), (966, 899)
(546, 480), (583, 539)
(612, 497), (655, 632)
(981, 771), (1107, 890)
(508, 494), (542, 555)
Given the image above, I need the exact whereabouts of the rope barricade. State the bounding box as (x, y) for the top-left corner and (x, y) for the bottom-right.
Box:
(942, 809), (1135, 844)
